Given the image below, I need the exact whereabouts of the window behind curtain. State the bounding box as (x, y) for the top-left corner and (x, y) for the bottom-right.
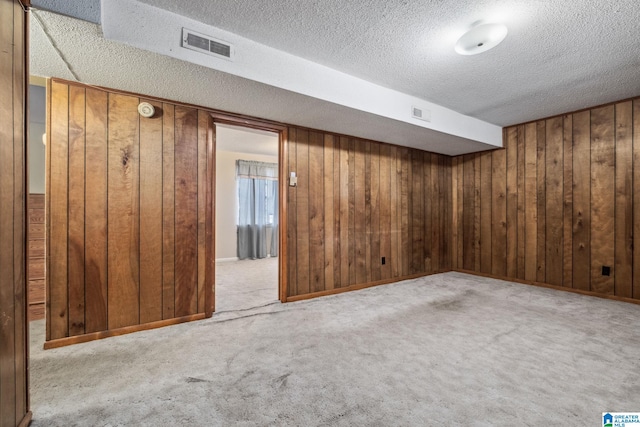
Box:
(236, 160), (278, 259)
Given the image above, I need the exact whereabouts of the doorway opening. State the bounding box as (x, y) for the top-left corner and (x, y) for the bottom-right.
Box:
(27, 77), (47, 323)
(214, 123), (282, 312)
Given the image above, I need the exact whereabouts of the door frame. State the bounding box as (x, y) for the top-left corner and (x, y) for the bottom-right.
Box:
(208, 112), (289, 311)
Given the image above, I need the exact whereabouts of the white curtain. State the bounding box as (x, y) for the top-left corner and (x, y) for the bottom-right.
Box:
(236, 160), (278, 260)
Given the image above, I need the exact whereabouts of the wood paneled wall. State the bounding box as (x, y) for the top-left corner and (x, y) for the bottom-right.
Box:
(0, 0), (30, 425)
(28, 193), (45, 320)
(286, 128), (451, 298)
(452, 98), (640, 300)
(47, 80), (214, 344)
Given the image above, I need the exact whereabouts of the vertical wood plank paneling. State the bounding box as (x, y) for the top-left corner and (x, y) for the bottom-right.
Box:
(354, 139), (367, 283)
(84, 88), (108, 333)
(507, 126), (519, 278)
(400, 148), (411, 276)
(11, 1), (29, 418)
(48, 81), (69, 339)
(67, 85), (86, 336)
(524, 123), (538, 281)
(615, 101), (633, 298)
(370, 143), (381, 281)
(48, 82), (220, 341)
(572, 111), (591, 291)
(197, 110), (208, 314)
(0, 2), (28, 422)
(107, 93), (140, 329)
(462, 155), (475, 270)
(364, 142), (372, 283)
(491, 147), (507, 276)
(205, 114), (215, 315)
(443, 156), (452, 270)
(545, 116), (564, 286)
(424, 153), (433, 272)
(0, 1), (16, 419)
(562, 115), (573, 288)
(308, 131), (325, 292)
(339, 136), (350, 287)
(379, 144), (391, 280)
(411, 150), (424, 274)
(174, 107), (199, 316)
(536, 121), (546, 283)
(436, 154), (445, 272)
(53, 83), (640, 340)
(516, 126), (526, 280)
(332, 137), (342, 288)
(472, 154), (481, 272)
(296, 129), (310, 294)
(634, 100), (640, 299)
(390, 146), (400, 277)
(480, 153), (492, 274)
(590, 105), (615, 295)
(443, 156), (453, 270)
(449, 97), (640, 302)
(451, 157), (459, 269)
(457, 156), (464, 269)
(323, 134), (335, 290)
(439, 155), (448, 271)
(433, 154), (443, 272)
(286, 128), (297, 296)
(139, 99), (163, 324)
(11, 3), (26, 419)
(348, 138), (356, 285)
(162, 104), (176, 316)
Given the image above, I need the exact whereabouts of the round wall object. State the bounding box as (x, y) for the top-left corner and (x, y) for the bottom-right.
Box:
(138, 102), (155, 118)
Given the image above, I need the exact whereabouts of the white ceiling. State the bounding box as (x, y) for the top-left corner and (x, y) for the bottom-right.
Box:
(29, 10), (497, 155)
(134, 0), (640, 126)
(28, 0), (640, 156)
(216, 124), (279, 157)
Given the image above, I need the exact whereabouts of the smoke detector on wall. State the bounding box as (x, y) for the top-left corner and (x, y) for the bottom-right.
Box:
(138, 102), (155, 118)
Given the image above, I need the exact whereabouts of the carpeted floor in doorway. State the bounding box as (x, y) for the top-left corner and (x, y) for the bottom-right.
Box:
(215, 257), (279, 312)
(29, 272), (640, 426)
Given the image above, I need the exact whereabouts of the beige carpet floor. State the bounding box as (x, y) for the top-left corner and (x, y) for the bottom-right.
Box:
(215, 257), (279, 312)
(28, 272), (640, 426)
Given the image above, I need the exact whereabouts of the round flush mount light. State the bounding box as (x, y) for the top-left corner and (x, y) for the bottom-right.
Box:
(138, 102), (155, 118)
(455, 23), (508, 55)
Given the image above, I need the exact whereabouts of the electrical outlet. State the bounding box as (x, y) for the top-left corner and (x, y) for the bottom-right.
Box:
(381, 257), (386, 265)
(601, 266), (611, 276)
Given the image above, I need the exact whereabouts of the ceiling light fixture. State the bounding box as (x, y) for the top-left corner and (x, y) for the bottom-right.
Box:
(455, 23), (508, 55)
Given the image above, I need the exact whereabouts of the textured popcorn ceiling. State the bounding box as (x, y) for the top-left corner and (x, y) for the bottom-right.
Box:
(30, 11), (498, 155)
(138, 0), (640, 126)
(30, 0), (640, 154)
(30, 0), (100, 23)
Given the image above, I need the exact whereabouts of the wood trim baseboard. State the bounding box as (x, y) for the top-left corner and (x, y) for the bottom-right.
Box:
(215, 257), (239, 263)
(18, 411), (32, 427)
(453, 269), (640, 306)
(285, 271), (445, 303)
(43, 314), (206, 349)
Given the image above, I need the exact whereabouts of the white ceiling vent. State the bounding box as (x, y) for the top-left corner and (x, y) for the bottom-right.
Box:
(181, 28), (234, 61)
(412, 106), (431, 122)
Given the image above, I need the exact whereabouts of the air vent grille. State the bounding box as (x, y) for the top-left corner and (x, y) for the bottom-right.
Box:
(412, 106), (431, 122)
(186, 33), (209, 51)
(210, 40), (231, 58)
(182, 28), (234, 61)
